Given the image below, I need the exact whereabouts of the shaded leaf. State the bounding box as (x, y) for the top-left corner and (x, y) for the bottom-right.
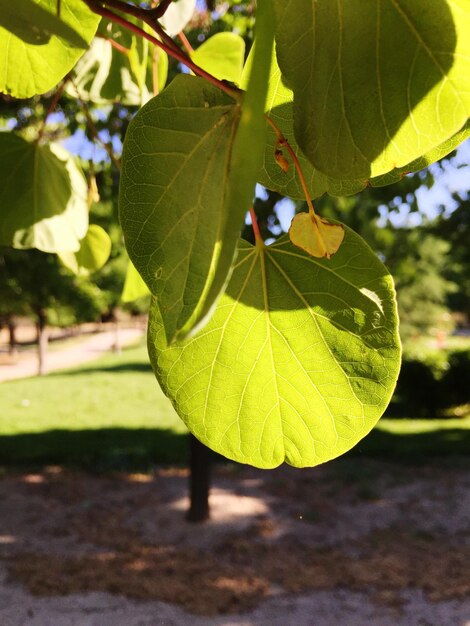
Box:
(0, 134), (88, 253)
(119, 75), (241, 343)
(0, 0), (100, 98)
(191, 32), (245, 84)
(58, 224), (112, 275)
(246, 47), (470, 200)
(273, 0), (470, 180)
(148, 227), (401, 469)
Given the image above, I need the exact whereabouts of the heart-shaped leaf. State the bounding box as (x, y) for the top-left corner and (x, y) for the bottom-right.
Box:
(58, 224), (112, 275)
(0, 134), (88, 253)
(148, 226), (401, 469)
(0, 0), (100, 98)
(273, 0), (470, 180)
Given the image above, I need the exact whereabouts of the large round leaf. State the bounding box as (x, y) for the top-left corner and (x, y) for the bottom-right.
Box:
(0, 134), (88, 252)
(0, 0), (100, 98)
(273, 0), (470, 180)
(245, 46), (470, 200)
(148, 227), (401, 469)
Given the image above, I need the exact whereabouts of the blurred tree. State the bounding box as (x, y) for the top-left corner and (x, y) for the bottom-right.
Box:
(0, 248), (104, 375)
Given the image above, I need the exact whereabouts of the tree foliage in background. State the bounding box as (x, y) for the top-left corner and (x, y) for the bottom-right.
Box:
(0, 0), (469, 468)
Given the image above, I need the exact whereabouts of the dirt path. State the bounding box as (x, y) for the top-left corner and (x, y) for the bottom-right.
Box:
(0, 459), (468, 625)
(0, 327), (145, 382)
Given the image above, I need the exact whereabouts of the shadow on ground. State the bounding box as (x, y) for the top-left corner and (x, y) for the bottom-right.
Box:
(0, 426), (469, 471)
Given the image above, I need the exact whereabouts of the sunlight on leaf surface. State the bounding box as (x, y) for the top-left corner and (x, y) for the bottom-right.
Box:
(0, 134), (88, 252)
(0, 0), (100, 98)
(148, 227), (401, 469)
(273, 0), (470, 180)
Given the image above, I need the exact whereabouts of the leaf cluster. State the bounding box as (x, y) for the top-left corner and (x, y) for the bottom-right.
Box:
(0, 0), (468, 468)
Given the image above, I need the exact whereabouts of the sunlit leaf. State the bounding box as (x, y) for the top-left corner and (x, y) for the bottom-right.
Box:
(121, 259), (150, 303)
(289, 213), (345, 259)
(273, 0), (470, 179)
(245, 46), (470, 200)
(0, 134), (88, 253)
(120, 1), (275, 345)
(0, 0), (100, 98)
(58, 224), (111, 275)
(69, 19), (168, 105)
(119, 75), (241, 343)
(148, 228), (401, 469)
(191, 32), (245, 84)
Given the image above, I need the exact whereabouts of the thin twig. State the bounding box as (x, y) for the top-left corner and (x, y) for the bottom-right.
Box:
(96, 33), (130, 54)
(91, 0), (179, 54)
(71, 79), (122, 170)
(178, 30), (194, 55)
(265, 115), (316, 217)
(37, 78), (69, 141)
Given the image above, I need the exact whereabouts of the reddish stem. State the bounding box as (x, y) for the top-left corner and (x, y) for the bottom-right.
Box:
(97, 34), (130, 55)
(265, 116), (316, 217)
(178, 31), (194, 54)
(249, 207), (263, 246)
(37, 78), (68, 141)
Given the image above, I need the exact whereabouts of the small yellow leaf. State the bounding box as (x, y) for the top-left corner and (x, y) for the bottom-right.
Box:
(288, 212), (345, 259)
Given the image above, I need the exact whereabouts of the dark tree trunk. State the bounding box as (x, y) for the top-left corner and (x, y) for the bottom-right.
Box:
(7, 317), (17, 357)
(36, 310), (48, 376)
(186, 434), (212, 522)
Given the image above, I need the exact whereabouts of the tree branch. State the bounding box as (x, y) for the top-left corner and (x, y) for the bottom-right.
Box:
(82, 0), (241, 99)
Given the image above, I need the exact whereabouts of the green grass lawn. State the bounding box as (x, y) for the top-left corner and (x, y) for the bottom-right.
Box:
(0, 341), (189, 469)
(1, 340), (469, 470)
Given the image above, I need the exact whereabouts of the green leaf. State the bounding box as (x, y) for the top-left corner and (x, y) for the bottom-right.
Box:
(121, 4), (274, 344)
(148, 227), (401, 469)
(247, 46), (470, 200)
(242, 45), (366, 200)
(191, 32), (246, 85)
(119, 74), (241, 343)
(273, 0), (470, 180)
(0, 0), (100, 98)
(0, 134), (88, 253)
(160, 0), (196, 36)
(69, 20), (168, 105)
(121, 259), (150, 303)
(58, 224), (112, 275)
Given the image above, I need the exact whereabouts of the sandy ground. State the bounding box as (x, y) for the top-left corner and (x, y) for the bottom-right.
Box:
(0, 327), (145, 382)
(1, 328), (468, 624)
(0, 458), (469, 626)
